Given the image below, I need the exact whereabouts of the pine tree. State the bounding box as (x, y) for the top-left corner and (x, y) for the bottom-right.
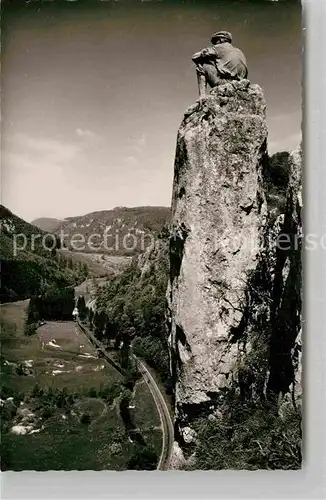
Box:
(77, 295), (87, 320)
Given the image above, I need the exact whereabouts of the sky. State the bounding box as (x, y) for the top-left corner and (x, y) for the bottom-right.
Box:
(1, 0), (302, 222)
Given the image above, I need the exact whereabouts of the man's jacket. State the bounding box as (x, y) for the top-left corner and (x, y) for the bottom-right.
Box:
(198, 42), (248, 79)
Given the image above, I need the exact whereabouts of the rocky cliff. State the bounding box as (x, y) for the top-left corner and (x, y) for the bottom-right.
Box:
(266, 147), (302, 402)
(167, 81), (302, 467)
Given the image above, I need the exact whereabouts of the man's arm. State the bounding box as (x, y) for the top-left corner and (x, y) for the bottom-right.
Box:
(192, 51), (203, 62)
(192, 47), (217, 63)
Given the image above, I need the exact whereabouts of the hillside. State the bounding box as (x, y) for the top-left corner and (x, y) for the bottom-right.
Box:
(58, 250), (132, 279)
(31, 217), (64, 233)
(0, 205), (82, 303)
(1, 204), (161, 302)
(94, 233), (171, 389)
(0, 205), (59, 261)
(35, 206), (170, 255)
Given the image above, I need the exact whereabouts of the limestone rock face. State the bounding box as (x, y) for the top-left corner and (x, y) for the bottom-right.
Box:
(167, 81), (268, 416)
(266, 146), (302, 402)
(167, 80), (302, 466)
(169, 441), (186, 470)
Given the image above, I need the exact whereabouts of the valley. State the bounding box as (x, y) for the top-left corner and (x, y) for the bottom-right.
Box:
(0, 282), (167, 470)
(58, 249), (132, 278)
(0, 136), (302, 471)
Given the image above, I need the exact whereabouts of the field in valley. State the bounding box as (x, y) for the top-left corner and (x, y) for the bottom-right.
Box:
(58, 249), (132, 278)
(0, 301), (161, 470)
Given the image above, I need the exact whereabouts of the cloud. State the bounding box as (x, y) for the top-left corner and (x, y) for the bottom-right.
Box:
(8, 133), (81, 164)
(268, 110), (301, 123)
(125, 156), (138, 165)
(133, 133), (147, 154)
(2, 133), (84, 220)
(75, 128), (97, 139)
(138, 133), (146, 146)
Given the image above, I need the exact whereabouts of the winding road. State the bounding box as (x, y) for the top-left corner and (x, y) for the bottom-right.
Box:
(76, 319), (174, 470)
(134, 356), (174, 470)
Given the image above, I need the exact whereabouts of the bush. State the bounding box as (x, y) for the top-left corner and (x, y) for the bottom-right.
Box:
(41, 406), (55, 419)
(193, 400), (302, 470)
(88, 388), (97, 398)
(263, 151), (291, 213)
(98, 383), (122, 403)
(80, 413), (91, 425)
(267, 152), (291, 189)
(24, 322), (37, 336)
(123, 365), (141, 390)
(133, 336), (170, 383)
(109, 442), (122, 456)
(0, 400), (17, 423)
(31, 384), (44, 399)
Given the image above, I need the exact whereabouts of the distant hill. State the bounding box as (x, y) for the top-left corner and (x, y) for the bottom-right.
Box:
(0, 205), (55, 260)
(0, 205), (82, 303)
(31, 217), (64, 233)
(0, 205), (170, 301)
(39, 206), (171, 255)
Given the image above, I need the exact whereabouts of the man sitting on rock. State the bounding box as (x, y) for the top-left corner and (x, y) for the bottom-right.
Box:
(192, 31), (248, 102)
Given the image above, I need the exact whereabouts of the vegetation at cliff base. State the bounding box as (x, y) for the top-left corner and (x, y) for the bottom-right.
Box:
(192, 399), (302, 470)
(263, 151), (291, 214)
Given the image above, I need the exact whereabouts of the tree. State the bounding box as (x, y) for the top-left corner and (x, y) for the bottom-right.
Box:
(123, 364), (141, 390)
(26, 296), (40, 325)
(31, 384), (43, 399)
(77, 295), (87, 321)
(58, 255), (67, 269)
(82, 262), (89, 279)
(31, 287), (74, 321)
(93, 311), (107, 340)
(268, 151), (291, 188)
(88, 308), (94, 325)
(120, 336), (130, 370)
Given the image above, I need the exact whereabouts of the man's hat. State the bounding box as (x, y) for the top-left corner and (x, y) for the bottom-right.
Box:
(211, 31), (232, 44)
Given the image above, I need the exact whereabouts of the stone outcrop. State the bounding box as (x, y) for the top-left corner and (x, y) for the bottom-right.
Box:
(167, 80), (302, 462)
(266, 147), (302, 402)
(167, 80), (268, 443)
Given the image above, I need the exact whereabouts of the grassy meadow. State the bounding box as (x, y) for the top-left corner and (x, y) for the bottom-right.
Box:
(0, 300), (162, 470)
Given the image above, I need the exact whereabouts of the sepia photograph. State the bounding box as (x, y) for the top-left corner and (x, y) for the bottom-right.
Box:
(1, 0), (302, 472)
